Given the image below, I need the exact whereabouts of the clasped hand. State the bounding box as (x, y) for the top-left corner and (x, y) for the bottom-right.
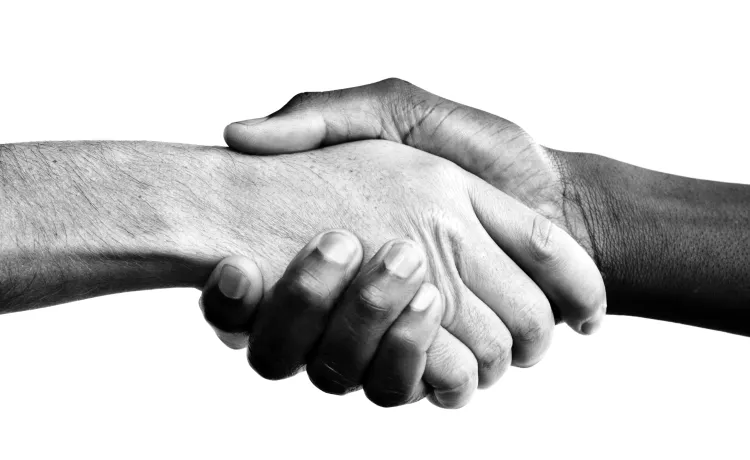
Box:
(198, 79), (606, 408)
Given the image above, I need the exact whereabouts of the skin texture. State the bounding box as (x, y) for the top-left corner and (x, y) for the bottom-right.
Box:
(201, 233), (474, 408)
(0, 139), (605, 408)
(555, 150), (750, 334)
(221, 78), (750, 335)
(0, 141), (212, 309)
(223, 78), (601, 330)
(198, 139), (596, 381)
(223, 79), (587, 247)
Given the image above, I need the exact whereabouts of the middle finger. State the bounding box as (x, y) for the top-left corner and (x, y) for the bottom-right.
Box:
(307, 239), (427, 395)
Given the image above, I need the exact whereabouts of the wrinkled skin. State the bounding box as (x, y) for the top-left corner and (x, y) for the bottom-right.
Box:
(196, 140), (604, 406)
(224, 78), (593, 256)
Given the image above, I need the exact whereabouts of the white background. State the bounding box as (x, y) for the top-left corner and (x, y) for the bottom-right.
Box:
(1, 1), (748, 459)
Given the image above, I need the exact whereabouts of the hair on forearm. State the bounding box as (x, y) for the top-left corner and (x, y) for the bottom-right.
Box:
(0, 141), (222, 313)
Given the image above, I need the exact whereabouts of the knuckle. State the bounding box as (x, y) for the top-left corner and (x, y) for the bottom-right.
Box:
(378, 77), (413, 92)
(475, 335), (512, 387)
(511, 299), (554, 368)
(440, 363), (478, 404)
(287, 91), (318, 108)
(387, 325), (421, 351)
(424, 334), (478, 408)
(355, 284), (393, 320)
(528, 215), (560, 264)
(418, 203), (466, 233)
(514, 320), (547, 351)
(516, 308), (549, 347)
(376, 79), (435, 139)
(284, 268), (331, 308)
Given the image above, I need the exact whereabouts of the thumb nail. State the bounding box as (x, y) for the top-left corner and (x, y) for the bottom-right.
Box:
(218, 265), (250, 300)
(580, 319), (601, 335)
(233, 117), (269, 127)
(580, 303), (606, 335)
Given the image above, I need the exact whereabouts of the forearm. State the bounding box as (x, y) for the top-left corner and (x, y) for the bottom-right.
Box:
(553, 149), (750, 334)
(0, 141), (234, 313)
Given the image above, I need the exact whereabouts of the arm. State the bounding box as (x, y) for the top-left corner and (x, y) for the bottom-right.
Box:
(1, 138), (605, 396)
(0, 140), (475, 408)
(0, 141), (219, 313)
(555, 150), (750, 334)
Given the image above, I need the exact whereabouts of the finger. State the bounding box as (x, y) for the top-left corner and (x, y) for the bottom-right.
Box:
(453, 223), (555, 369)
(200, 255), (264, 349)
(424, 327), (479, 409)
(442, 279), (515, 385)
(223, 78), (605, 333)
(222, 78), (531, 182)
(248, 230), (363, 380)
(307, 239), (427, 395)
(363, 283), (443, 408)
(223, 82), (386, 154)
(469, 180), (607, 334)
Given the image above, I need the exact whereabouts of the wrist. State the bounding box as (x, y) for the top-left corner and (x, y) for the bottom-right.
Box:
(543, 146), (603, 262)
(119, 142), (276, 290)
(169, 147), (314, 290)
(546, 146), (750, 334)
(545, 147), (643, 308)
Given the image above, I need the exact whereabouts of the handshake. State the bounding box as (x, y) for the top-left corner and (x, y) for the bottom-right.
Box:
(198, 78), (606, 409)
(4, 79), (746, 410)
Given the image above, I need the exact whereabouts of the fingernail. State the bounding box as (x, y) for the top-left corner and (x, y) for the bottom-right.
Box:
(315, 232), (357, 265)
(581, 304), (606, 335)
(580, 320), (600, 335)
(218, 265), (250, 300)
(234, 117), (268, 127)
(383, 243), (422, 279)
(410, 285), (436, 312)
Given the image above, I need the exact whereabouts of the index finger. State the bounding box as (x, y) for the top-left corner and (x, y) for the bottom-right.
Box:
(469, 178), (607, 334)
(200, 255), (264, 349)
(247, 230), (363, 380)
(221, 78), (525, 178)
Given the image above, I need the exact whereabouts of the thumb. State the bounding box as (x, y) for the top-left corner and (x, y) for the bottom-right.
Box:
(469, 179), (607, 335)
(224, 113), (333, 154)
(222, 78), (529, 180)
(200, 255), (264, 349)
(222, 80), (394, 154)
